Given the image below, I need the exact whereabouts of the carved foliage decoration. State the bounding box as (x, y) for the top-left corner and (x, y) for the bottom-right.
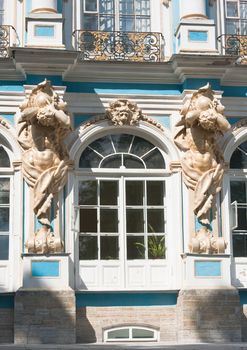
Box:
(174, 84), (231, 225)
(18, 79), (71, 253)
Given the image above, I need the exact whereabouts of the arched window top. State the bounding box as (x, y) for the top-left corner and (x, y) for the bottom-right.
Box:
(79, 134), (166, 169)
(104, 326), (158, 342)
(0, 145), (10, 168)
(230, 140), (247, 169)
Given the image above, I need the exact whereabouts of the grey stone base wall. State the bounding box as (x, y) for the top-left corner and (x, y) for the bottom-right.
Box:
(0, 309), (14, 343)
(242, 305), (247, 341)
(76, 306), (177, 343)
(14, 290), (76, 344)
(177, 289), (242, 343)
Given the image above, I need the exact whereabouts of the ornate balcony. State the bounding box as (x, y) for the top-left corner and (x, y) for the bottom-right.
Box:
(73, 30), (164, 62)
(217, 34), (247, 57)
(0, 25), (17, 58)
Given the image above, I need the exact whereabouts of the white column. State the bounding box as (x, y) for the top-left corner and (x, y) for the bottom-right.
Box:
(180, 0), (207, 19)
(31, 0), (57, 13)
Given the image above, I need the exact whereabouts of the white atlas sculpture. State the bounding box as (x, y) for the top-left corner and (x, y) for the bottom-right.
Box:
(18, 80), (71, 253)
(174, 84), (230, 253)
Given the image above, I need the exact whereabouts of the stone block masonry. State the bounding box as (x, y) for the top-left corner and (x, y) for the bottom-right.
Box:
(0, 309), (14, 343)
(76, 306), (177, 343)
(14, 290), (76, 344)
(177, 289), (242, 343)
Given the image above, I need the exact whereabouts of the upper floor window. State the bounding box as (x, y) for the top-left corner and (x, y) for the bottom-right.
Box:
(82, 0), (151, 32)
(0, 144), (11, 260)
(225, 0), (247, 35)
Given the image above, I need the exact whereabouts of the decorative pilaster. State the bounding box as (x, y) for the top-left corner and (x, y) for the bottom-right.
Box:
(175, 0), (217, 54)
(26, 0), (63, 48)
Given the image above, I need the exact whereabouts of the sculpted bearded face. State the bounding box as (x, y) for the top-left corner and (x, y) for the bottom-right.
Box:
(107, 99), (141, 126)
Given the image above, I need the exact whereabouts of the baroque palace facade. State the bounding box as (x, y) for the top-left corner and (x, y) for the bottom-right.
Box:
(1, 0), (247, 344)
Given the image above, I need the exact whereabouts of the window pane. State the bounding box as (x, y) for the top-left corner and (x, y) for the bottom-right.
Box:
(79, 180), (97, 205)
(0, 208), (9, 231)
(132, 328), (154, 339)
(108, 328), (129, 339)
(83, 14), (98, 30)
(80, 209), (97, 232)
(126, 181), (143, 205)
(147, 209), (164, 233)
(147, 181), (164, 205)
(127, 236), (145, 259)
(240, 2), (247, 19)
(100, 209), (118, 232)
(101, 155), (122, 168)
(126, 209), (144, 233)
(120, 16), (135, 31)
(148, 236), (166, 259)
(119, 0), (134, 14)
(236, 208), (247, 230)
(144, 149), (165, 169)
(100, 0), (115, 14)
(123, 155), (144, 168)
(100, 15), (115, 31)
(136, 17), (150, 32)
(85, 0), (97, 12)
(226, 20), (240, 34)
(100, 181), (118, 205)
(233, 234), (247, 257)
(0, 178), (10, 204)
(90, 136), (114, 156)
(0, 147), (10, 167)
(100, 236), (119, 259)
(111, 134), (132, 152)
(230, 142), (247, 168)
(79, 147), (102, 168)
(136, 0), (150, 15)
(230, 181), (246, 203)
(130, 136), (154, 157)
(79, 236), (98, 260)
(0, 235), (9, 260)
(226, 1), (239, 17)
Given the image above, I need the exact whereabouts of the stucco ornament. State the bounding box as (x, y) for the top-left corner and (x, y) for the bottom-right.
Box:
(174, 84), (231, 224)
(18, 79), (71, 253)
(106, 99), (142, 126)
(189, 227), (227, 254)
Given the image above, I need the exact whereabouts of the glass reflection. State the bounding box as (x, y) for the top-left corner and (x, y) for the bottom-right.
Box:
(126, 181), (143, 205)
(79, 180), (97, 205)
(80, 209), (97, 232)
(0, 178), (10, 204)
(100, 236), (119, 259)
(0, 147), (10, 167)
(100, 181), (118, 205)
(126, 209), (144, 232)
(79, 236), (98, 260)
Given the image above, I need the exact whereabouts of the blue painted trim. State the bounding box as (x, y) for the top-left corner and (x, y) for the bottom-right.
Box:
(74, 115), (92, 129)
(228, 117), (241, 125)
(34, 26), (55, 37)
(1, 76), (247, 98)
(76, 292), (178, 307)
(153, 116), (170, 129)
(172, 0), (180, 53)
(0, 114), (15, 125)
(26, 0), (31, 15)
(188, 31), (208, 42)
(0, 294), (14, 309)
(57, 0), (63, 13)
(195, 261), (221, 277)
(32, 261), (60, 277)
(239, 290), (247, 305)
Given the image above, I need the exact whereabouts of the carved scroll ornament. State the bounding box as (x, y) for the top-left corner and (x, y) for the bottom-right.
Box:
(174, 84), (230, 225)
(18, 80), (71, 253)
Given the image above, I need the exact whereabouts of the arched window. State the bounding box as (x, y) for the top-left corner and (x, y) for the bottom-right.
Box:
(104, 326), (158, 342)
(230, 140), (247, 257)
(76, 132), (168, 290)
(0, 144), (11, 260)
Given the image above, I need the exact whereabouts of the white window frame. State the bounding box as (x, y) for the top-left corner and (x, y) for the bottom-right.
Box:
(104, 326), (159, 342)
(225, 0), (240, 19)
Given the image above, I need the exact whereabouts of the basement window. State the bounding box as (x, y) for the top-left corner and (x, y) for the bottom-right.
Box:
(104, 326), (158, 342)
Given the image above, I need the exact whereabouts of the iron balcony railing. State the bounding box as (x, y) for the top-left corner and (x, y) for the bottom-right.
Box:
(73, 30), (164, 62)
(0, 25), (18, 58)
(217, 34), (247, 56)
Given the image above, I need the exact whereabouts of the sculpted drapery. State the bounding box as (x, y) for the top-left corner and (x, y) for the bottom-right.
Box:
(18, 80), (71, 253)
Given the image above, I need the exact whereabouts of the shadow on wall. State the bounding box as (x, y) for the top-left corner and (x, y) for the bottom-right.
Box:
(177, 288), (244, 343)
(13, 267), (95, 345)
